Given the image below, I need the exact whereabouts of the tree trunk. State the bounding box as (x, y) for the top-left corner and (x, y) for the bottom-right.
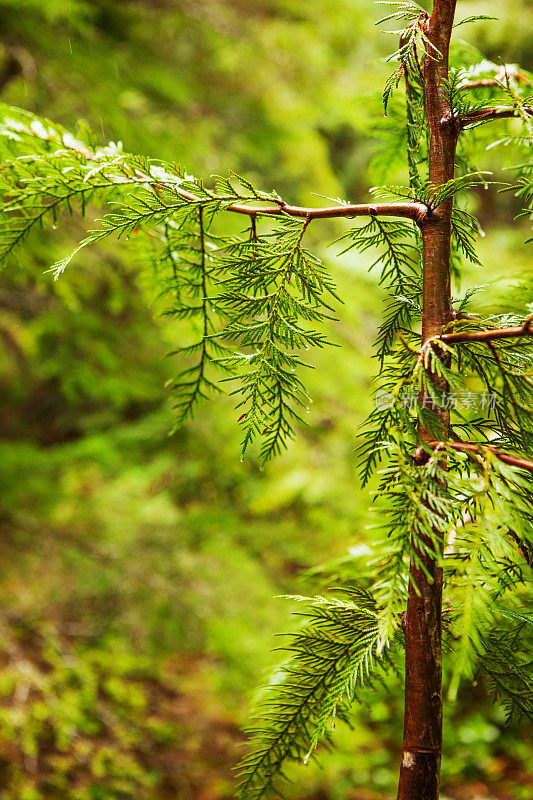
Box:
(396, 2), (457, 799)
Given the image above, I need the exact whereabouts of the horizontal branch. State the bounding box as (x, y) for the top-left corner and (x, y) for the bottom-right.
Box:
(429, 441), (533, 475)
(60, 134), (429, 223)
(459, 104), (533, 128)
(413, 316), (533, 371)
(414, 440), (533, 474)
(439, 315), (533, 345)
(170, 187), (429, 222)
(413, 316), (533, 374)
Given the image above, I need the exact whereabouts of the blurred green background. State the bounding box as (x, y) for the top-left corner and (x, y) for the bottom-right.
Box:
(0, 1), (531, 799)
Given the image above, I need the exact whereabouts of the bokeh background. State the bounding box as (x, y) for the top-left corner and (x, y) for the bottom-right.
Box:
(0, 1), (531, 799)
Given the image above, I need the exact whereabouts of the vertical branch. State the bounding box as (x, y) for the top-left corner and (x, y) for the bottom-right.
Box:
(397, 2), (457, 800)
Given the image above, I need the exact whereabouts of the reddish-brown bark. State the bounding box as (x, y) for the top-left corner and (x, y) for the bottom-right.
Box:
(459, 105), (533, 128)
(396, 2), (457, 799)
(426, 442), (533, 475)
(439, 315), (533, 344)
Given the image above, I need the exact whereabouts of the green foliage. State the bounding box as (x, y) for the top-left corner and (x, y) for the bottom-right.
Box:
(444, 452), (533, 700)
(451, 207), (484, 266)
(1, 3), (533, 800)
(219, 220), (339, 460)
(333, 216), (420, 364)
(377, 2), (435, 113)
(480, 611), (533, 723)
(236, 588), (386, 800)
(0, 109), (344, 462)
(0, 621), (161, 800)
(371, 448), (457, 645)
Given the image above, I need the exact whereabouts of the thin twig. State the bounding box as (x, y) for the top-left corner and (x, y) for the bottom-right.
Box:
(413, 316), (533, 370)
(439, 314), (533, 344)
(138, 181), (429, 223)
(427, 440), (533, 474)
(58, 131), (430, 224)
(459, 105), (533, 128)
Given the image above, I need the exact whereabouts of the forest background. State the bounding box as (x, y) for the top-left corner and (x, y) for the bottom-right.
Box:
(0, 1), (531, 799)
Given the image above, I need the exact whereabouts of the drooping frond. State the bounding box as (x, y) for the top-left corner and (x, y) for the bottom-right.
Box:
(0, 107), (343, 461)
(356, 326), (461, 484)
(156, 210), (231, 424)
(235, 588), (389, 800)
(451, 207), (484, 267)
(370, 445), (459, 647)
(479, 610), (533, 723)
(442, 448), (533, 699)
(376, 2), (437, 113)
(374, 275), (422, 367)
(334, 216), (419, 293)
(216, 215), (340, 461)
(333, 216), (421, 364)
